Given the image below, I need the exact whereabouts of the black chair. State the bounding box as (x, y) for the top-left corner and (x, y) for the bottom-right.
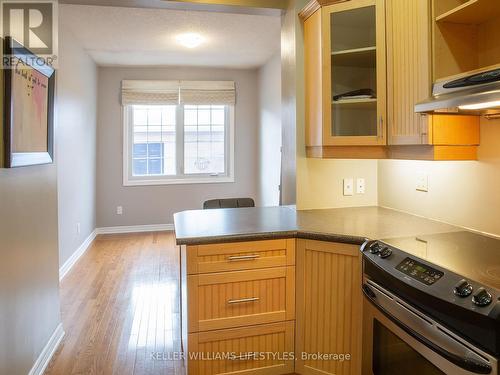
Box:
(203, 198), (255, 209)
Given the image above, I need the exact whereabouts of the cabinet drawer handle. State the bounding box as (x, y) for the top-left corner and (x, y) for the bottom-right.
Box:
(227, 254), (260, 262)
(378, 116), (384, 138)
(231, 353), (257, 361)
(227, 297), (260, 305)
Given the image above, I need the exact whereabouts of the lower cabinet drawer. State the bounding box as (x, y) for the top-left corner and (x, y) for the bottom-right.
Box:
(188, 267), (295, 332)
(187, 321), (295, 375)
(186, 239), (295, 274)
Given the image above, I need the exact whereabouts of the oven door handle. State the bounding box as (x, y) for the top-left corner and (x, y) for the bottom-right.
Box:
(363, 283), (493, 375)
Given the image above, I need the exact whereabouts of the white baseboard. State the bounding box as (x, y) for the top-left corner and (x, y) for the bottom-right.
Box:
(96, 223), (174, 235)
(28, 323), (65, 375)
(59, 230), (97, 281)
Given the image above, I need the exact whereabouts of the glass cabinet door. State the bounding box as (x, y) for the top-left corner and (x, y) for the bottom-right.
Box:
(325, 0), (386, 145)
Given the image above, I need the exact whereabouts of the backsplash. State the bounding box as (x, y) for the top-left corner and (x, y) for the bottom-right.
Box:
(378, 118), (500, 237)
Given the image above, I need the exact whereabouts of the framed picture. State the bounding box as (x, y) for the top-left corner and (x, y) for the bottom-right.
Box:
(1, 37), (55, 168)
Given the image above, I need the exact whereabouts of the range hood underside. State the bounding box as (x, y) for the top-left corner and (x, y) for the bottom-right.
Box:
(415, 82), (500, 117)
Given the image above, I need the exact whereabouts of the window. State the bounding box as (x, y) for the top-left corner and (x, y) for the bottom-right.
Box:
(123, 80), (235, 186)
(184, 105), (226, 175)
(130, 105), (176, 177)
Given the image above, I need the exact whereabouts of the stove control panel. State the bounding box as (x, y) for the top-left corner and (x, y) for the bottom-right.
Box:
(396, 257), (444, 285)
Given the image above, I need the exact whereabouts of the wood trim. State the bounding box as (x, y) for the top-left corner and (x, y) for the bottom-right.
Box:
(433, 145), (478, 160)
(321, 5), (333, 146)
(188, 273), (200, 333)
(306, 145), (389, 159)
(172, 0), (288, 9)
(388, 145), (478, 160)
(431, 115), (480, 145)
(299, 0), (353, 20)
(295, 239), (307, 375)
(199, 312), (288, 332)
(375, 0), (387, 145)
(286, 265), (295, 321)
(323, 0), (375, 12)
(304, 8), (324, 147)
(195, 239), (289, 256)
(187, 245), (199, 274)
(193, 267), (287, 285)
(299, 0), (321, 20)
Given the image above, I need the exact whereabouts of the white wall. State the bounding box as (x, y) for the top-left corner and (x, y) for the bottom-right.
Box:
(57, 20), (98, 267)
(379, 117), (500, 237)
(96, 66), (260, 227)
(258, 52), (282, 206)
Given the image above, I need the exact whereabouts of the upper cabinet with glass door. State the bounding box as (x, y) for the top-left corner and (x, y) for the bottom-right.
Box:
(303, 0), (387, 158)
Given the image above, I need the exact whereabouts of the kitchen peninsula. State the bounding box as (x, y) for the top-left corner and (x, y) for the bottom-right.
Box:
(174, 206), (459, 375)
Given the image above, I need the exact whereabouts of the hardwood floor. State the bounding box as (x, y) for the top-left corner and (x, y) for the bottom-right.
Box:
(45, 232), (184, 375)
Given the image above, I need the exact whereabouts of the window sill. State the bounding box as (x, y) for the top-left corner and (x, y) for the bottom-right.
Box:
(123, 176), (235, 186)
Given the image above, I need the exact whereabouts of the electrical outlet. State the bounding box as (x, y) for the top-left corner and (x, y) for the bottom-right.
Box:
(356, 178), (366, 194)
(116, 206), (123, 215)
(416, 173), (429, 192)
(76, 222), (81, 234)
(343, 178), (354, 196)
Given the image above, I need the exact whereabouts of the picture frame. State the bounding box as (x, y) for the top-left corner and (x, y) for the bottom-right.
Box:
(1, 36), (55, 168)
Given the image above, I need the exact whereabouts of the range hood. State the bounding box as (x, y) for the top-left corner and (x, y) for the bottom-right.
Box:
(415, 67), (500, 117)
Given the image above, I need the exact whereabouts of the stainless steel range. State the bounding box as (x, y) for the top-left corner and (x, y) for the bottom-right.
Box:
(361, 231), (500, 375)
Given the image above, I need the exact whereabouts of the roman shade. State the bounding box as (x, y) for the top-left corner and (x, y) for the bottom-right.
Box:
(121, 80), (179, 105)
(121, 80), (236, 106)
(179, 81), (236, 105)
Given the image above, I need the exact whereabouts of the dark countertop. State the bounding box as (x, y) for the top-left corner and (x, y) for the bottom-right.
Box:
(173, 205), (460, 246)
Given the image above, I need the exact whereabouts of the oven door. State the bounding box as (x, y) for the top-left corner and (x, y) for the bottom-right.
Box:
(362, 279), (498, 375)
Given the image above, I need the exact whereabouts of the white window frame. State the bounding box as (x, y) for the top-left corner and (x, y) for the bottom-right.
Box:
(123, 104), (235, 186)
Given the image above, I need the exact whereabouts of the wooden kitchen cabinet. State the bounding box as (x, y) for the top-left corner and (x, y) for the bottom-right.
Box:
(302, 0), (482, 160)
(295, 240), (363, 375)
(187, 267), (295, 332)
(432, 0), (500, 82)
(181, 239), (296, 375)
(385, 0), (481, 160)
(386, 0), (432, 146)
(302, 0), (388, 158)
(187, 321), (295, 375)
(185, 239), (295, 274)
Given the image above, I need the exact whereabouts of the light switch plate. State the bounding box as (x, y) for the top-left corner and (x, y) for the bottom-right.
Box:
(116, 206), (123, 215)
(356, 178), (366, 194)
(343, 178), (354, 196)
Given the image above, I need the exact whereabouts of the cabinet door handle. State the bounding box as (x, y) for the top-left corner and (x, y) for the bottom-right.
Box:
(227, 297), (260, 305)
(227, 254), (260, 262)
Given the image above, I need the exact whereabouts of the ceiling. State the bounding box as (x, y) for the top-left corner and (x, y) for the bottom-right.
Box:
(60, 4), (282, 68)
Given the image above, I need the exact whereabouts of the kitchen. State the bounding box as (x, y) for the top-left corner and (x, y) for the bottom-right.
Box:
(1, 0), (499, 375)
(173, 0), (500, 375)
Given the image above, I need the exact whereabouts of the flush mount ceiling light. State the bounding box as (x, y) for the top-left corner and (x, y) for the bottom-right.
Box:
(459, 100), (500, 110)
(176, 33), (205, 49)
